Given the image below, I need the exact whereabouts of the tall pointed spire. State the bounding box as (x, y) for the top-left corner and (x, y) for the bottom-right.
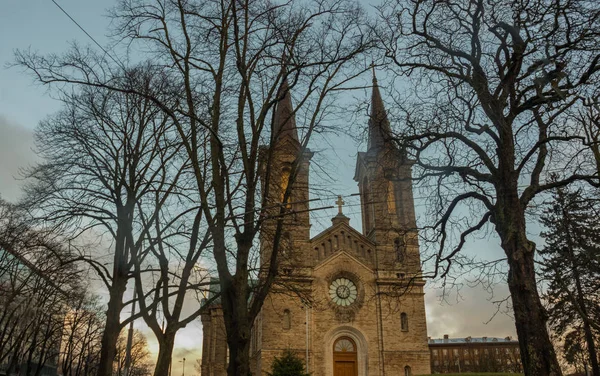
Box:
(273, 68), (299, 143)
(368, 69), (392, 150)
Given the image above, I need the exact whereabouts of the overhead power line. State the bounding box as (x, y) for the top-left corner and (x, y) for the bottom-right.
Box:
(50, 0), (125, 69)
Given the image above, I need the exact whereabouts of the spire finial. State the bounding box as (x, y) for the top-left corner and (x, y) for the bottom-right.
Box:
(336, 195), (345, 215)
(371, 61), (377, 84)
(331, 194), (350, 225)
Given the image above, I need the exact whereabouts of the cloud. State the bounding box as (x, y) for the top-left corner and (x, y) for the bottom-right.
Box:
(425, 283), (517, 339)
(0, 115), (37, 202)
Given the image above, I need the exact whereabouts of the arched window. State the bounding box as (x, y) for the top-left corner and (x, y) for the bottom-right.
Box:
(281, 232), (292, 256)
(387, 181), (396, 214)
(333, 337), (356, 353)
(394, 237), (405, 263)
(283, 309), (291, 330)
(401, 312), (409, 331)
(280, 166), (291, 204)
(404, 365), (412, 376)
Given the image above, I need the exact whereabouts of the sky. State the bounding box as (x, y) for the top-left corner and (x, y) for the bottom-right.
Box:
(0, 1), (519, 374)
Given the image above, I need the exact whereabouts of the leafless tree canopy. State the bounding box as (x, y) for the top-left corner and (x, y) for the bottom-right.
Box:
(0, 200), (99, 376)
(15, 1), (373, 375)
(375, 0), (600, 375)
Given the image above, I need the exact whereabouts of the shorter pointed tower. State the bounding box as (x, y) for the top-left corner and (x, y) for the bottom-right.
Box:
(259, 73), (313, 267)
(354, 71), (419, 267)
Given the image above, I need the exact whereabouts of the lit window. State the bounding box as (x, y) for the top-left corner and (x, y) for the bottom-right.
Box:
(280, 166), (291, 206)
(388, 181), (396, 214)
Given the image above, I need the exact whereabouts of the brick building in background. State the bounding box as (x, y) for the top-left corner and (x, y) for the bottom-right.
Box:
(428, 335), (522, 374)
(201, 71), (431, 376)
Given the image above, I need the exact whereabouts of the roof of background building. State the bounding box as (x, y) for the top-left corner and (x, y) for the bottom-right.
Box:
(201, 277), (259, 308)
(428, 336), (518, 345)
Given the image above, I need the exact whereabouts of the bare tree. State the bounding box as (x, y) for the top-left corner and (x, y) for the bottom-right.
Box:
(60, 293), (105, 376)
(0, 200), (82, 376)
(576, 97), (600, 176)
(114, 330), (154, 376)
(18, 69), (186, 376)
(376, 0), (600, 374)
(15, 1), (373, 374)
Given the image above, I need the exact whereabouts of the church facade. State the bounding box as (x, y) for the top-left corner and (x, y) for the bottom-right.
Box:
(201, 73), (431, 376)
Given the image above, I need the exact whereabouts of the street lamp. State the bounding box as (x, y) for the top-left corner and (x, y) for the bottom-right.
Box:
(179, 357), (186, 376)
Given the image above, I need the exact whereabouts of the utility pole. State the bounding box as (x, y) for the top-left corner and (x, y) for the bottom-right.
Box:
(124, 288), (137, 376)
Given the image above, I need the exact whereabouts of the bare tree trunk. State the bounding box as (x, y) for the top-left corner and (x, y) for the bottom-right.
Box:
(153, 332), (175, 376)
(507, 247), (561, 375)
(98, 200), (135, 376)
(224, 301), (251, 376)
(98, 279), (127, 376)
(498, 198), (562, 376)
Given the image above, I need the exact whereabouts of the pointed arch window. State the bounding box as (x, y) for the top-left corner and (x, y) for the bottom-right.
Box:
(401, 312), (409, 331)
(395, 237), (406, 263)
(281, 232), (292, 256)
(404, 365), (412, 376)
(283, 309), (291, 330)
(280, 165), (291, 204)
(387, 181), (397, 214)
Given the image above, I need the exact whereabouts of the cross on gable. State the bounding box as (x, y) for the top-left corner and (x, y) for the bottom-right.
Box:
(336, 195), (345, 215)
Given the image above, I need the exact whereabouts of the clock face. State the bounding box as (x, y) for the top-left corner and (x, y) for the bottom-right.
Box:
(329, 278), (357, 306)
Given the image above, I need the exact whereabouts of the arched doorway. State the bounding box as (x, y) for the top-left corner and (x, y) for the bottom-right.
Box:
(333, 337), (358, 376)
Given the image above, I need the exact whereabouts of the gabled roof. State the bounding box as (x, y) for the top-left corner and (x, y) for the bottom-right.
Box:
(310, 220), (374, 247)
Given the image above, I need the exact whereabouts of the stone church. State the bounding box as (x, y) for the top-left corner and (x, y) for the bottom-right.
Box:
(201, 72), (431, 376)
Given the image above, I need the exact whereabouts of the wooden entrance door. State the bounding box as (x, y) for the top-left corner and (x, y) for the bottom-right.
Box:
(333, 337), (357, 376)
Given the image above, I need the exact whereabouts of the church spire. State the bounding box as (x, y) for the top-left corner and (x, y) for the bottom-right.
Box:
(368, 69), (392, 150)
(273, 70), (299, 143)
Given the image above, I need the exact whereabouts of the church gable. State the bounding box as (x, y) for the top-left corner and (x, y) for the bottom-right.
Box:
(310, 223), (376, 266)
